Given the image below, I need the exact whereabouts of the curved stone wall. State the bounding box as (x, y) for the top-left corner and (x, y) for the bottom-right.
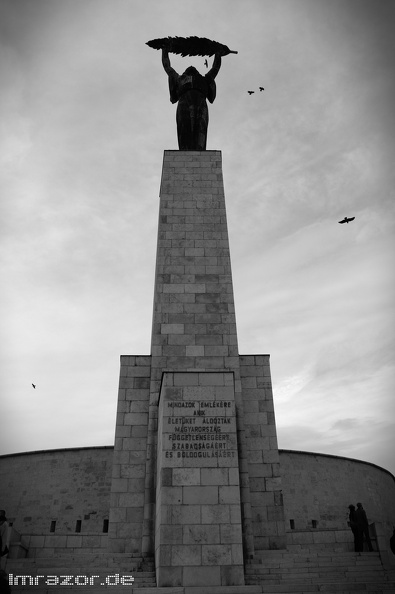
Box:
(1, 446), (394, 555)
(0, 446), (113, 554)
(279, 449), (395, 532)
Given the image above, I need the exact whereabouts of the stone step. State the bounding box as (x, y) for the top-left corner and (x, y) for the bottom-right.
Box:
(8, 564), (155, 573)
(8, 588), (264, 594)
(250, 551), (383, 563)
(7, 554), (153, 566)
(247, 565), (386, 572)
(244, 550), (392, 592)
(254, 585), (395, 593)
(7, 583), (394, 594)
(6, 555), (155, 572)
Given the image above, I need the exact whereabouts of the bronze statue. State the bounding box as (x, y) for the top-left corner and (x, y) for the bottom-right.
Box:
(147, 37), (237, 151)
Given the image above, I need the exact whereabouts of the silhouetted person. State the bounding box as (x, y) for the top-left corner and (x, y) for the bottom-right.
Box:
(162, 48), (222, 150)
(0, 570), (11, 594)
(348, 504), (363, 552)
(0, 512), (9, 571)
(390, 528), (395, 555)
(355, 502), (373, 551)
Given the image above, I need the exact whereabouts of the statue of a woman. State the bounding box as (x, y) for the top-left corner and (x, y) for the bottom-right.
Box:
(161, 49), (222, 151)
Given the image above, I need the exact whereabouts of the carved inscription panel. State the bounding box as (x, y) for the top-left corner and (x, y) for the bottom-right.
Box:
(165, 399), (237, 462)
(157, 372), (239, 469)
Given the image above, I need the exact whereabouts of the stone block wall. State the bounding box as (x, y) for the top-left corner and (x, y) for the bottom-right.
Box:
(0, 447), (113, 557)
(108, 355), (151, 554)
(240, 355), (286, 551)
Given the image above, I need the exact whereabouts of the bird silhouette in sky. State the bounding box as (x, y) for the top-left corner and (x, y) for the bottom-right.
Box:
(204, 59), (208, 68)
(338, 216), (355, 224)
(32, 383), (36, 389)
(247, 90), (255, 95)
(259, 87), (264, 91)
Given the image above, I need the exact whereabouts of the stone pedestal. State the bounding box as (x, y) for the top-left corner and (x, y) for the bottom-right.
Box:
(155, 371), (244, 587)
(108, 151), (286, 584)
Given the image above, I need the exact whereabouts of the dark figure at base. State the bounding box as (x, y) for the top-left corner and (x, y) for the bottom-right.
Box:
(348, 504), (363, 552)
(162, 49), (222, 150)
(390, 528), (395, 555)
(355, 502), (374, 551)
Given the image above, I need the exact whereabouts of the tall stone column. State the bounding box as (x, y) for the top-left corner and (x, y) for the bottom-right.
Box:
(145, 151), (254, 587)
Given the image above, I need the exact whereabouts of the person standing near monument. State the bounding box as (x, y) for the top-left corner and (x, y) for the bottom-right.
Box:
(355, 502), (374, 551)
(348, 504), (363, 552)
(0, 511), (9, 570)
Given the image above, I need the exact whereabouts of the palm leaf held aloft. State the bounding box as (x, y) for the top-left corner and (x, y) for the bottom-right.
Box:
(146, 36), (237, 57)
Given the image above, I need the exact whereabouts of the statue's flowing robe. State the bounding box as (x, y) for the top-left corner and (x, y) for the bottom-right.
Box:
(167, 68), (217, 151)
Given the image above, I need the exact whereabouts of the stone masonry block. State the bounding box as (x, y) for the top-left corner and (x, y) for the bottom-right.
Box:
(111, 478), (128, 493)
(202, 544), (232, 565)
(201, 504), (230, 524)
(157, 567), (183, 588)
(183, 486), (218, 504)
(230, 504), (242, 524)
(182, 524), (220, 545)
(124, 412), (148, 425)
(118, 492), (144, 508)
(220, 565), (244, 586)
(186, 345), (205, 356)
(130, 400), (149, 412)
(161, 324), (184, 334)
(173, 373), (199, 386)
(160, 524), (183, 544)
(171, 544), (202, 566)
(198, 372), (226, 385)
(220, 524), (243, 544)
(161, 468), (173, 487)
(131, 424), (148, 437)
(228, 468), (240, 485)
(172, 468), (200, 486)
(201, 468), (229, 485)
(168, 505), (201, 525)
(219, 485), (240, 504)
(248, 463), (273, 478)
(126, 366), (151, 377)
(159, 486), (183, 505)
(120, 464), (145, 478)
(182, 566), (221, 587)
(231, 543), (244, 565)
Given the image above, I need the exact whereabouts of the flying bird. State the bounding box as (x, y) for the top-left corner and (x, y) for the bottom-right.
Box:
(338, 216), (355, 224)
(259, 87), (264, 91)
(32, 383), (36, 389)
(204, 59), (208, 68)
(247, 91), (255, 95)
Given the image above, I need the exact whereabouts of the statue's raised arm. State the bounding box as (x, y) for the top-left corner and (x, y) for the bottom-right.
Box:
(147, 36), (237, 150)
(161, 48), (175, 76)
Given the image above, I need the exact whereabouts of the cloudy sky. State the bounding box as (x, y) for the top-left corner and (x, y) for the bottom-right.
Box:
(1, 0), (394, 476)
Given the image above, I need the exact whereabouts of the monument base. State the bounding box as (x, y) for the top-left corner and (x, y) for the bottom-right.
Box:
(155, 371), (244, 587)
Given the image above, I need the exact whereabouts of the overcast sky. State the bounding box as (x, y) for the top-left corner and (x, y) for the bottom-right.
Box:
(1, 0), (394, 476)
